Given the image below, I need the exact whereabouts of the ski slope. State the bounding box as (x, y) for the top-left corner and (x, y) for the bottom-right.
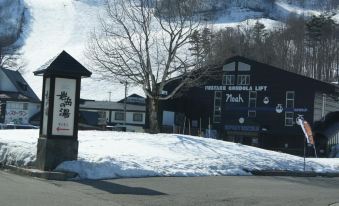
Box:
(20, 0), (143, 101)
(17, 0), (280, 101)
(17, 0), (338, 101)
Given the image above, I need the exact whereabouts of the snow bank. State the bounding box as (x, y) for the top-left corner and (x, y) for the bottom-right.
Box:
(0, 130), (37, 166)
(1, 129), (339, 179)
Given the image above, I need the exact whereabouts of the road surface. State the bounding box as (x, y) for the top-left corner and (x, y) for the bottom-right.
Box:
(0, 170), (338, 206)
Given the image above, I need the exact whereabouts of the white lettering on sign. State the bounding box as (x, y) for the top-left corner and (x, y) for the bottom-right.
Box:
(228, 86), (268, 91)
(226, 94), (244, 103)
(52, 78), (76, 136)
(254, 86), (267, 91)
(205, 85), (227, 91)
(205, 85), (268, 91)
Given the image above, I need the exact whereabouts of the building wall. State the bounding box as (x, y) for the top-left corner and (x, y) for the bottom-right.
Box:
(160, 57), (339, 156)
(80, 107), (146, 132)
(110, 110), (145, 125)
(4, 101), (40, 124)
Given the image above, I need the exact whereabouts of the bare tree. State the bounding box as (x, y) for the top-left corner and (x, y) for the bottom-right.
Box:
(0, 43), (25, 72)
(87, 0), (208, 133)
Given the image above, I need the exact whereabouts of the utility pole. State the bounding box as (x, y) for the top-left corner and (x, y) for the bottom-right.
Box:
(108, 91), (112, 102)
(120, 81), (128, 126)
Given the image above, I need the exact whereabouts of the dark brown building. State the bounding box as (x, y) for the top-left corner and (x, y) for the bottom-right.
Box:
(159, 56), (339, 157)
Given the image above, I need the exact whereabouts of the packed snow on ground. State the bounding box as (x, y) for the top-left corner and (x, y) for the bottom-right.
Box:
(0, 129), (339, 180)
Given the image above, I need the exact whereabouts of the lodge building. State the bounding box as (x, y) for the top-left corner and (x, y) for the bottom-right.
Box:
(0, 67), (40, 125)
(159, 56), (339, 157)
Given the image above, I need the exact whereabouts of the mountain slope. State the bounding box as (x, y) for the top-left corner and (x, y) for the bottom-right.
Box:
(5, 0), (339, 100)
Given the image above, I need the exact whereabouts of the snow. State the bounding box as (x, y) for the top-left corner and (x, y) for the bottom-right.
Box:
(210, 7), (284, 30)
(19, 0), (143, 102)
(0, 129), (338, 180)
(275, 0), (321, 17)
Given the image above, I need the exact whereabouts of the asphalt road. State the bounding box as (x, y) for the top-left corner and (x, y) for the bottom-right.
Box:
(1, 170), (339, 206)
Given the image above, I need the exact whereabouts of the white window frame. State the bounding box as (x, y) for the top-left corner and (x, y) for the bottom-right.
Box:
(222, 75), (235, 85)
(133, 113), (143, 122)
(248, 110), (256, 118)
(248, 91), (257, 108)
(8, 102), (24, 110)
(237, 75), (250, 85)
(248, 91), (257, 117)
(285, 112), (294, 126)
(286, 91), (295, 108)
(23, 103), (28, 110)
(115, 112), (125, 121)
(213, 91), (222, 123)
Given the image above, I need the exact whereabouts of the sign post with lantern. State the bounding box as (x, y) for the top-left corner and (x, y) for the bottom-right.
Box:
(34, 51), (92, 171)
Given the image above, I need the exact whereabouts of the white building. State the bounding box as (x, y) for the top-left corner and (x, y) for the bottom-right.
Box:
(80, 94), (146, 132)
(0, 67), (40, 125)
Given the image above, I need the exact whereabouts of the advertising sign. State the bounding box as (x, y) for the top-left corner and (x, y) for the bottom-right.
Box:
(42, 78), (50, 135)
(52, 78), (76, 136)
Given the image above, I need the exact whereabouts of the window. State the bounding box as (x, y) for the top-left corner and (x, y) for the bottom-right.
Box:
(23, 103), (28, 110)
(248, 110), (256, 118)
(115, 112), (124, 121)
(223, 62), (235, 71)
(222, 75), (235, 85)
(248, 91), (257, 108)
(7, 102), (24, 110)
(237, 75), (250, 85)
(133, 113), (143, 122)
(213, 91), (222, 123)
(248, 91), (257, 117)
(286, 91), (295, 108)
(238, 62), (251, 71)
(285, 112), (294, 126)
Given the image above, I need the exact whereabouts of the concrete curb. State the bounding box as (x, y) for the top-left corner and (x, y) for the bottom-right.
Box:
(250, 170), (339, 177)
(1, 165), (78, 181)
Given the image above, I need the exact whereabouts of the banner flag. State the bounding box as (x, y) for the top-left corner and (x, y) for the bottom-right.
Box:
(297, 117), (314, 145)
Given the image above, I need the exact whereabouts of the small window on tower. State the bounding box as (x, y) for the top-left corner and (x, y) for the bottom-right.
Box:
(237, 75), (250, 85)
(222, 75), (235, 85)
(222, 62), (235, 71)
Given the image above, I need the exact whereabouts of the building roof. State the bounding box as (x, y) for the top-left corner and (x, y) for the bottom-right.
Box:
(34, 50), (92, 78)
(0, 68), (40, 102)
(80, 100), (146, 111)
(117, 93), (146, 105)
